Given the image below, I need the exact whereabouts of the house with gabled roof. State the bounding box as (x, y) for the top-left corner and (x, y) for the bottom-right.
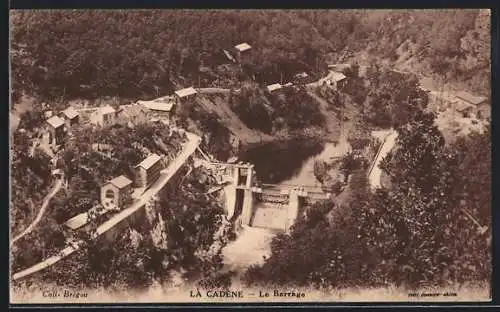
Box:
(60, 106), (80, 128)
(45, 115), (66, 146)
(134, 153), (163, 188)
(455, 91), (490, 120)
(234, 42), (252, 62)
(90, 105), (117, 127)
(325, 71), (347, 90)
(100, 175), (134, 210)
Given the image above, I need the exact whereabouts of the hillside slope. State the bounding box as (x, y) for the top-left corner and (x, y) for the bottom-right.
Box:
(10, 9), (490, 105)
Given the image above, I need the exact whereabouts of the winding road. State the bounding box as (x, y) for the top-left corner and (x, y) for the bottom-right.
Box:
(12, 133), (201, 281)
(367, 130), (398, 191)
(11, 179), (63, 246)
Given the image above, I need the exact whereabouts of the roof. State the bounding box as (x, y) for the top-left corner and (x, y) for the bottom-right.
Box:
(100, 105), (116, 115)
(139, 97), (176, 112)
(61, 107), (79, 119)
(267, 83), (282, 92)
(234, 42), (252, 52)
(330, 71), (347, 82)
(64, 205), (108, 230)
(175, 87), (198, 98)
(455, 99), (474, 112)
(143, 101), (175, 112)
(46, 115), (65, 128)
(107, 175), (133, 189)
(135, 153), (162, 170)
(119, 104), (147, 117)
(455, 91), (488, 106)
(64, 212), (90, 230)
(283, 82), (293, 87)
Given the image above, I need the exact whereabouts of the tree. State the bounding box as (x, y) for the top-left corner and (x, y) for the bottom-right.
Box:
(313, 159), (328, 183)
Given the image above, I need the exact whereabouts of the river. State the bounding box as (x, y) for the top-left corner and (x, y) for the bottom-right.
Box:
(221, 137), (352, 284)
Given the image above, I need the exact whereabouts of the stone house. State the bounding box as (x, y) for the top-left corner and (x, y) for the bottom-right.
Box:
(45, 115), (66, 147)
(60, 106), (80, 129)
(455, 91), (490, 120)
(90, 105), (117, 127)
(134, 153), (163, 188)
(116, 104), (148, 126)
(100, 175), (133, 210)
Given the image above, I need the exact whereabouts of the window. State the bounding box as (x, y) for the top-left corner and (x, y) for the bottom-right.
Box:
(105, 189), (115, 204)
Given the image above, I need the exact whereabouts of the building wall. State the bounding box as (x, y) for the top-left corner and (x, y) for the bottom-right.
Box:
(135, 160), (163, 189)
(119, 184), (133, 209)
(478, 102), (490, 119)
(101, 184), (119, 209)
(135, 167), (147, 188)
(101, 183), (133, 210)
(146, 161), (163, 187)
(47, 126), (66, 146)
(103, 113), (115, 127)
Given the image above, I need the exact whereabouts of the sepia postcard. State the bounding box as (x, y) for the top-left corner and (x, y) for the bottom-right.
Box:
(9, 9), (492, 304)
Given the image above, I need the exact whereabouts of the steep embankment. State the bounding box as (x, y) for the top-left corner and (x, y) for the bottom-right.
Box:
(330, 9), (490, 96)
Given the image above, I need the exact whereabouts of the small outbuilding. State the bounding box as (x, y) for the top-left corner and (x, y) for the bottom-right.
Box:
(174, 87), (198, 102)
(266, 83), (282, 94)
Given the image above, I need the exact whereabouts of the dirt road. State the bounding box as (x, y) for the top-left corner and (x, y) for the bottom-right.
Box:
(11, 179), (63, 246)
(368, 130), (397, 191)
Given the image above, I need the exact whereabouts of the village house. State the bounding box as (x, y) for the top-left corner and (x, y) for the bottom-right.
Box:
(116, 103), (148, 126)
(100, 175), (134, 210)
(90, 105), (117, 127)
(455, 91), (490, 120)
(455, 99), (474, 117)
(324, 71), (347, 90)
(174, 87), (198, 103)
(266, 83), (282, 94)
(60, 106), (80, 129)
(45, 115), (66, 147)
(138, 96), (178, 120)
(134, 153), (163, 188)
(234, 42), (252, 62)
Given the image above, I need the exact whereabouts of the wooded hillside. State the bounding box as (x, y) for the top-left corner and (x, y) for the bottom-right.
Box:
(10, 9), (490, 105)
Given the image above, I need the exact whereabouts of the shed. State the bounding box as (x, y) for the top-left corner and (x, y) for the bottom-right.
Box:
(266, 83), (282, 93)
(174, 87), (198, 100)
(234, 43), (252, 53)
